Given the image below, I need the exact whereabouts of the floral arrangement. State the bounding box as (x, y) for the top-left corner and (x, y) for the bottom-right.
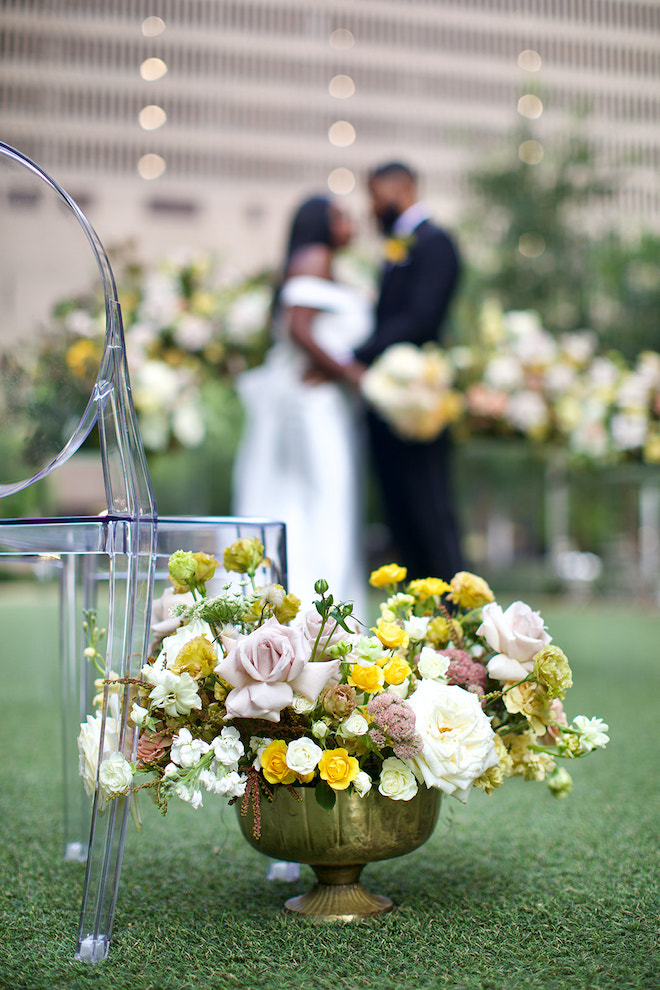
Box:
(14, 248), (272, 454)
(78, 540), (608, 832)
(361, 343), (463, 442)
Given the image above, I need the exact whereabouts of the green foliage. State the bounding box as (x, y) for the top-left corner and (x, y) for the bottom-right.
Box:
(0, 583), (658, 989)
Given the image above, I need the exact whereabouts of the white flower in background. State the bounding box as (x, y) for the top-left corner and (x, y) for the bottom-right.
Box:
(513, 329), (557, 369)
(503, 310), (543, 337)
(285, 737), (323, 776)
(569, 418), (610, 460)
(145, 668), (202, 717)
(170, 727), (210, 767)
(132, 360), (182, 412)
(378, 757), (418, 801)
(572, 716), (610, 752)
(65, 308), (97, 337)
(484, 354), (524, 391)
(338, 711), (369, 738)
(587, 356), (621, 397)
(352, 635), (385, 667)
(417, 646), (450, 681)
(559, 330), (597, 367)
(506, 390), (549, 437)
(616, 372), (652, 412)
(139, 270), (181, 325)
(544, 362), (577, 396)
(172, 395), (206, 448)
(135, 409), (170, 452)
(403, 616), (430, 641)
(375, 342), (427, 384)
(405, 680), (498, 802)
(479, 600), (551, 682)
(77, 696), (123, 805)
(210, 726), (244, 766)
(610, 411), (648, 451)
(173, 313), (213, 351)
(98, 752), (133, 796)
(225, 286), (271, 342)
(353, 770), (373, 797)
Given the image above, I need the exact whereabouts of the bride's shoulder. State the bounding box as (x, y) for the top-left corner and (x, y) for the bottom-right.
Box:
(281, 274), (347, 310)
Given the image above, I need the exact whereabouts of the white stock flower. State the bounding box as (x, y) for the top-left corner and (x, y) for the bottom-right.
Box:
(130, 702), (150, 727)
(572, 716), (610, 752)
(98, 752), (133, 796)
(338, 711), (369, 738)
(170, 727), (210, 767)
(417, 646), (450, 681)
(210, 726), (244, 766)
(175, 783), (203, 809)
(378, 757), (418, 801)
(405, 680), (498, 803)
(213, 770), (248, 798)
(147, 668), (202, 717)
(249, 736), (273, 769)
(285, 737), (323, 775)
(353, 770), (373, 797)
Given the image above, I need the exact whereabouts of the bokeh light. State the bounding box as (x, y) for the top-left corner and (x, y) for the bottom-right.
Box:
(141, 16), (166, 37)
(140, 57), (168, 81)
(518, 49), (542, 71)
(518, 232), (546, 257)
(328, 121), (356, 147)
(329, 75), (356, 99)
(328, 167), (356, 195)
(137, 153), (166, 179)
(329, 29), (355, 50)
(138, 105), (167, 130)
(518, 139), (544, 164)
(518, 94), (543, 119)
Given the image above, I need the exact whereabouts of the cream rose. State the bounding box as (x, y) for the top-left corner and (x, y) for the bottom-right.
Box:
(353, 770), (373, 797)
(216, 617), (339, 722)
(285, 737), (323, 776)
(478, 601), (552, 682)
(98, 752), (133, 796)
(338, 710), (370, 739)
(378, 757), (418, 801)
(405, 680), (498, 803)
(417, 646), (450, 681)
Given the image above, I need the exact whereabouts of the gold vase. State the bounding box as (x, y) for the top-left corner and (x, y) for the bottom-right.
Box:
(236, 785), (442, 920)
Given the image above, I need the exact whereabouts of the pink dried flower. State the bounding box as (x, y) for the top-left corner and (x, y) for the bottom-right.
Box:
(444, 649), (489, 696)
(368, 693), (419, 746)
(393, 735), (423, 760)
(369, 727), (388, 748)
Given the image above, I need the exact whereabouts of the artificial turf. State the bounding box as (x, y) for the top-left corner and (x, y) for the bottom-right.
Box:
(0, 582), (658, 990)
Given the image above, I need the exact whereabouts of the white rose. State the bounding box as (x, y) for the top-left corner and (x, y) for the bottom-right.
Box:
(291, 693), (316, 714)
(405, 680), (498, 803)
(404, 616), (430, 641)
(285, 737), (323, 775)
(353, 770), (372, 797)
(417, 647), (450, 681)
(339, 711), (369, 738)
(378, 757), (418, 801)
(311, 721), (329, 740)
(386, 679), (410, 699)
(77, 698), (122, 805)
(98, 752), (133, 796)
(478, 601), (552, 682)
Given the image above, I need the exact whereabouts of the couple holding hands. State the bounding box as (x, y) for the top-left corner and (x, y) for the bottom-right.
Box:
(233, 161), (463, 616)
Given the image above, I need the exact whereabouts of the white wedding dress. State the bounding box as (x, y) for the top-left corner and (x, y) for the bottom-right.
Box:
(232, 275), (372, 618)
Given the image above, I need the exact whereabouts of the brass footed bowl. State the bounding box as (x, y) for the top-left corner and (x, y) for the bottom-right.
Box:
(236, 785), (442, 920)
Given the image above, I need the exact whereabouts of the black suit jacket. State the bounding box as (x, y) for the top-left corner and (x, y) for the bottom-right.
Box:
(354, 218), (460, 366)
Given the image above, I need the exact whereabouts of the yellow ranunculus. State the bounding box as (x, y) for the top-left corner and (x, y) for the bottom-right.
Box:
(260, 740), (297, 785)
(407, 577), (451, 601)
(348, 663), (384, 694)
(274, 593), (301, 624)
(369, 564), (407, 588)
(318, 748), (359, 791)
(383, 656), (412, 686)
(373, 619), (409, 651)
(171, 636), (217, 679)
(532, 645), (573, 700)
(192, 551), (218, 585)
(447, 571), (495, 609)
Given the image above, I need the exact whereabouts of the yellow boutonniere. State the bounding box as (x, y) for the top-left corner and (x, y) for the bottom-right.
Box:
(382, 234), (415, 266)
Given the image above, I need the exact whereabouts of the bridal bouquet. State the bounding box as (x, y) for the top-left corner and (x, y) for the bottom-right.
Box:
(361, 342), (463, 442)
(79, 541), (608, 831)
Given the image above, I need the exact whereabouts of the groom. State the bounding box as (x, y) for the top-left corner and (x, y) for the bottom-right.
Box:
(346, 161), (463, 580)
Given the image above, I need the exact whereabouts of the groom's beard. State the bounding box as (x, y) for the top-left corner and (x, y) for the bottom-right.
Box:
(376, 205), (401, 236)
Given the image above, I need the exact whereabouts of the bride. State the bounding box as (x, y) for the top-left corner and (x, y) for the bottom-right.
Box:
(232, 195), (372, 616)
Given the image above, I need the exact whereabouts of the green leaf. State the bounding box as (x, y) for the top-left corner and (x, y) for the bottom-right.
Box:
(314, 780), (336, 813)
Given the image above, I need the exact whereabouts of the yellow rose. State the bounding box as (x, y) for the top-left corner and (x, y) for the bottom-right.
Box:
(318, 748), (359, 791)
(447, 571), (495, 609)
(348, 663), (385, 694)
(369, 564), (407, 588)
(260, 740), (297, 785)
(383, 656), (412, 686)
(407, 577), (451, 601)
(171, 636), (217, 679)
(373, 620), (409, 650)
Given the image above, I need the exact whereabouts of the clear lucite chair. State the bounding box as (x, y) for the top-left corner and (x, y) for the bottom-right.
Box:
(0, 142), (287, 961)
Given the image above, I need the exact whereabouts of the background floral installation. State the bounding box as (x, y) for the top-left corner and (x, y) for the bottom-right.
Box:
(78, 540), (609, 834)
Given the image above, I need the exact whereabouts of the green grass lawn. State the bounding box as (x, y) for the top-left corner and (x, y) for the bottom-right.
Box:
(0, 582), (658, 990)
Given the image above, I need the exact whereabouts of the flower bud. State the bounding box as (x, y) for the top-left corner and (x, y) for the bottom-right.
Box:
(314, 578), (329, 595)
